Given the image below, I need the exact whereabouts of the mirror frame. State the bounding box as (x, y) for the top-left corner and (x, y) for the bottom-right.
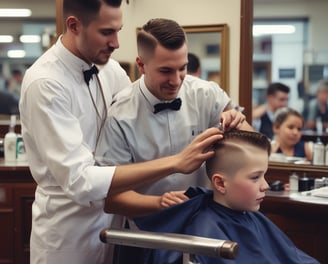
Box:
(183, 24), (229, 93)
(239, 0), (253, 124)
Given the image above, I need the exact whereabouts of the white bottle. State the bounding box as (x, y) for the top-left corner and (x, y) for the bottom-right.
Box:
(289, 172), (299, 192)
(316, 117), (323, 135)
(16, 134), (27, 162)
(312, 137), (325, 166)
(4, 115), (17, 162)
(325, 145), (328, 166)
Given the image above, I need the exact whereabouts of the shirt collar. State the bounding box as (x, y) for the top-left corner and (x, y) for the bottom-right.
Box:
(139, 75), (162, 107)
(139, 75), (181, 107)
(54, 36), (95, 83)
(267, 109), (275, 121)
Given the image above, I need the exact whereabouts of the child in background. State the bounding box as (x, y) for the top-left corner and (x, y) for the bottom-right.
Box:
(135, 130), (319, 264)
(271, 107), (312, 161)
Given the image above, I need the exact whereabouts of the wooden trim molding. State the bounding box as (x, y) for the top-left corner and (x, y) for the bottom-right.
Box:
(56, 0), (64, 37)
(239, 0), (253, 123)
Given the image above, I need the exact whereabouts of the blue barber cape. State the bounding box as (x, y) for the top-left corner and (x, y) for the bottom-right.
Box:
(134, 187), (319, 264)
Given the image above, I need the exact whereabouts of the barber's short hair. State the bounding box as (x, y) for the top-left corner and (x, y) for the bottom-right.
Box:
(63, 0), (122, 26)
(267, 82), (290, 96)
(137, 18), (186, 58)
(206, 129), (271, 179)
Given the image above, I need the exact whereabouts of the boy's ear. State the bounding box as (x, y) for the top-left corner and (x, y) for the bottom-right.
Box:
(212, 173), (226, 194)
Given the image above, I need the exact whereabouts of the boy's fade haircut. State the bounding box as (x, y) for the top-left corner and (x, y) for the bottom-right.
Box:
(63, 0), (122, 27)
(206, 129), (271, 179)
(137, 18), (186, 60)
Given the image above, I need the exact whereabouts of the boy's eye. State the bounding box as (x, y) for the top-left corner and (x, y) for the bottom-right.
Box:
(251, 175), (260, 180)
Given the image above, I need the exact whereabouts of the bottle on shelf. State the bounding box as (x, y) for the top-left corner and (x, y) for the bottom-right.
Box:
(4, 115), (17, 162)
(16, 134), (27, 162)
(316, 117), (323, 135)
(289, 171), (299, 192)
(312, 137), (325, 166)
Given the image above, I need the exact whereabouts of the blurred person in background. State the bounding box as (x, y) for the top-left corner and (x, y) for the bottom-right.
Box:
(271, 107), (312, 161)
(252, 82), (290, 139)
(304, 80), (328, 132)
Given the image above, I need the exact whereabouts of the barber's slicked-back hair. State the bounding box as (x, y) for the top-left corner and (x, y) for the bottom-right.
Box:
(206, 129), (271, 179)
(63, 0), (122, 26)
(137, 18), (186, 57)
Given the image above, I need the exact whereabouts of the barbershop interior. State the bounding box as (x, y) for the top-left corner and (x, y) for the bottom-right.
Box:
(0, 0), (327, 263)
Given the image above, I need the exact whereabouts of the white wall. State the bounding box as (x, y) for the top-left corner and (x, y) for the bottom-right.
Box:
(254, 0), (328, 55)
(111, 0), (242, 102)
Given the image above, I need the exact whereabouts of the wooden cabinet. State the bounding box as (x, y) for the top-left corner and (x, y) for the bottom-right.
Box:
(261, 192), (328, 264)
(0, 161), (35, 264)
(264, 163), (328, 263)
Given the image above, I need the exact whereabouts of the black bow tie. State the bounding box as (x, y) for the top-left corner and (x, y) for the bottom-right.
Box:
(83, 65), (99, 85)
(154, 98), (182, 114)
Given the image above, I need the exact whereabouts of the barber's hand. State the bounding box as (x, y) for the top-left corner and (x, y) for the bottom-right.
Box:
(221, 109), (246, 131)
(160, 191), (189, 208)
(175, 127), (223, 174)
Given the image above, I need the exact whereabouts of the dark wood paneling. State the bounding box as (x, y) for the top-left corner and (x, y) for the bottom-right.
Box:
(261, 193), (328, 264)
(0, 163), (35, 264)
(239, 0), (253, 123)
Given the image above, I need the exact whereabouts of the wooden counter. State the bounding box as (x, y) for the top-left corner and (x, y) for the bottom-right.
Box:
(261, 191), (328, 264)
(0, 160), (35, 264)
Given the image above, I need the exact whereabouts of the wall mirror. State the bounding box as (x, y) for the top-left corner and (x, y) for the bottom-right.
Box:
(240, 0), (328, 168)
(0, 0), (56, 129)
(135, 24), (229, 93)
(183, 24), (229, 93)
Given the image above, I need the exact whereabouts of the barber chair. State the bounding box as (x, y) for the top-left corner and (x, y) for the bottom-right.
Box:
(100, 228), (239, 263)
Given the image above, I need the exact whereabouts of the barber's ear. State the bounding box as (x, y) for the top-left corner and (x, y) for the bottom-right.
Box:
(66, 16), (80, 35)
(212, 173), (226, 194)
(136, 56), (145, 74)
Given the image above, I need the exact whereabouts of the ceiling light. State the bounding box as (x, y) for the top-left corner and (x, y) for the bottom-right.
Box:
(253, 25), (296, 37)
(0, 8), (32, 17)
(7, 50), (26, 58)
(0, 35), (14, 43)
(20, 35), (41, 43)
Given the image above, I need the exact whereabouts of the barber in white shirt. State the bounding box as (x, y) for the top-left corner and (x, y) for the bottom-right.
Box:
(19, 1), (222, 264)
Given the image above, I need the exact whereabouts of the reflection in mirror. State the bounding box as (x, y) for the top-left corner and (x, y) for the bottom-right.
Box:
(0, 21), (56, 104)
(0, 1), (56, 116)
(240, 0), (328, 168)
(183, 24), (228, 93)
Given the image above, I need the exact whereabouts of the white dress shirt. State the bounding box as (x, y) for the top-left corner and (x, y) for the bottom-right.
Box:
(19, 37), (131, 264)
(96, 74), (231, 195)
